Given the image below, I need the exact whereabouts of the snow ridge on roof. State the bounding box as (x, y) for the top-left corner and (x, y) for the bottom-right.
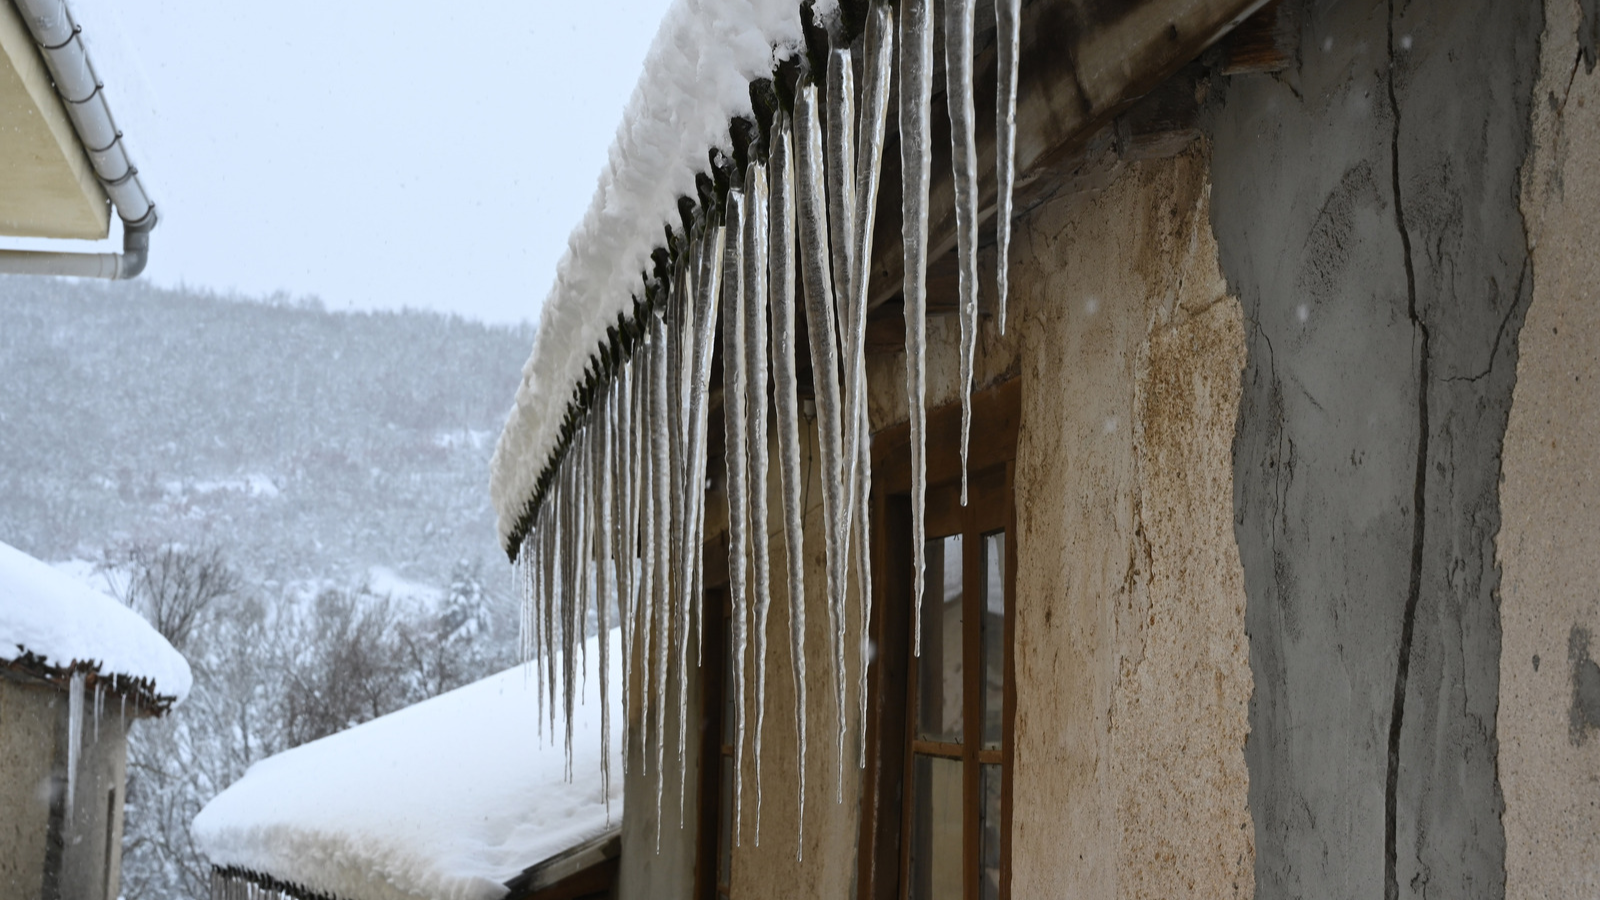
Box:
(194, 632), (623, 900)
(489, 0), (805, 547)
(0, 539), (192, 704)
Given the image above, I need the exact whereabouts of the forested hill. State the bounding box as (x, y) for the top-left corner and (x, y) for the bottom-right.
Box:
(0, 274), (533, 592)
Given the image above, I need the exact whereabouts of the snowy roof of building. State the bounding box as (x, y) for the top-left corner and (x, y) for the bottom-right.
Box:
(0, 539), (192, 706)
(193, 632), (623, 900)
(489, 0), (808, 550)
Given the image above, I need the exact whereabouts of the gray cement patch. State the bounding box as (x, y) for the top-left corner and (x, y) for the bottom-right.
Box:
(1206, 0), (1539, 897)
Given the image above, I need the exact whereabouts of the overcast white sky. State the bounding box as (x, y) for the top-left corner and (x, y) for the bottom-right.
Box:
(54, 0), (676, 325)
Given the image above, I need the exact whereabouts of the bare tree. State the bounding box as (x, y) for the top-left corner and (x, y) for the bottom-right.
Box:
(110, 544), (239, 652)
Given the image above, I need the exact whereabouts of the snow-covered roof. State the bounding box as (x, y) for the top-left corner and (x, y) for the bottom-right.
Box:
(194, 632), (623, 900)
(489, 0), (808, 549)
(0, 539), (192, 705)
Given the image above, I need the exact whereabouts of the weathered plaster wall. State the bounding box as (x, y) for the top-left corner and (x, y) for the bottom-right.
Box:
(1, 679), (56, 898)
(0, 678), (132, 900)
(1207, 0), (1539, 896)
(1498, 1), (1600, 894)
(616, 583), (706, 900)
(1005, 149), (1254, 899)
(724, 414), (864, 900)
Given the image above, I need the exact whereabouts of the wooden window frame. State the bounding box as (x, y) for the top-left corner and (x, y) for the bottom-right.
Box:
(695, 571), (732, 900)
(859, 378), (1021, 900)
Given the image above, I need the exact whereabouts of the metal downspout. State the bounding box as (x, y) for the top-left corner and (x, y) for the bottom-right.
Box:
(0, 0), (156, 279)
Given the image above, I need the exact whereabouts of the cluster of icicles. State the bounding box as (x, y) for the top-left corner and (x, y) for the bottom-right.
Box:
(63, 669), (130, 825)
(511, 0), (1021, 855)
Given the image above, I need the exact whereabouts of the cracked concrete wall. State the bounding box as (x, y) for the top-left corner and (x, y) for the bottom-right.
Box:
(1207, 0), (1539, 897)
(1497, 1), (1600, 895)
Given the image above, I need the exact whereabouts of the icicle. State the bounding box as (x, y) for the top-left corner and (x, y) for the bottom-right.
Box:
(612, 368), (630, 778)
(767, 110), (809, 853)
(996, 0), (1020, 336)
(638, 337), (658, 778)
(665, 248), (690, 835)
(722, 187), (750, 845)
(544, 489), (559, 742)
(852, 1), (894, 771)
(93, 681), (102, 744)
(651, 307), (673, 851)
(66, 670), (84, 817)
(826, 47), (858, 352)
(534, 531), (544, 736)
(594, 386), (613, 809)
(795, 79), (850, 802)
(119, 693), (126, 734)
(902, 0), (934, 655)
(682, 219), (724, 821)
(743, 156), (773, 843)
(946, 0), (979, 506)
(562, 443), (579, 776)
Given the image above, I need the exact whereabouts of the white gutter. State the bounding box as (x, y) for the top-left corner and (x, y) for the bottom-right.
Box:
(0, 0), (156, 279)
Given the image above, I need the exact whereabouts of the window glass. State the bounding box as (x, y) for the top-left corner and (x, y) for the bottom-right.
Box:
(981, 530), (1005, 750)
(910, 755), (963, 900)
(980, 763), (1002, 900)
(918, 534), (964, 742)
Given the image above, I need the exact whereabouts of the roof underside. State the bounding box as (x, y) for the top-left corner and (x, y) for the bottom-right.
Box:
(0, 0), (108, 239)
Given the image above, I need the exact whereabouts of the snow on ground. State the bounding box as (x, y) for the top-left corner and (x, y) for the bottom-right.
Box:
(364, 565), (443, 610)
(194, 631), (623, 900)
(490, 0), (806, 546)
(0, 540), (192, 703)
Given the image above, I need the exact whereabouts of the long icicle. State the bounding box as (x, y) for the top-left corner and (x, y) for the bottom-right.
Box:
(852, 1), (894, 770)
(767, 110), (809, 856)
(595, 384), (613, 812)
(66, 670), (84, 817)
(996, 0), (1020, 335)
(689, 219), (725, 680)
(795, 79), (849, 803)
(743, 155), (773, 843)
(638, 334), (657, 777)
(824, 48), (858, 800)
(722, 187), (750, 846)
(670, 236), (694, 825)
(946, 0), (979, 506)
(567, 429), (585, 776)
(614, 361), (633, 777)
(651, 306), (674, 851)
(902, 0), (934, 655)
(545, 486), (559, 740)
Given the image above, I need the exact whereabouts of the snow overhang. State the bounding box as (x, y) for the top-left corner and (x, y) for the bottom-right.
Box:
(0, 540), (192, 710)
(193, 635), (623, 900)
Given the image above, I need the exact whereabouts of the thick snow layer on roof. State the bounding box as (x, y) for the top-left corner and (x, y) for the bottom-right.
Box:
(0, 540), (192, 703)
(194, 632), (623, 900)
(489, 0), (805, 545)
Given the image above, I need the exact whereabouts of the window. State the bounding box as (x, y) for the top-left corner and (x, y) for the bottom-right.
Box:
(860, 379), (1019, 900)
(905, 472), (1010, 900)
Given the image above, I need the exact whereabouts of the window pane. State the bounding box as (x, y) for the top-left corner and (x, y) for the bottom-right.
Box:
(980, 763), (1002, 900)
(918, 534), (963, 742)
(981, 530), (1005, 750)
(910, 755), (963, 900)
(718, 757), (732, 888)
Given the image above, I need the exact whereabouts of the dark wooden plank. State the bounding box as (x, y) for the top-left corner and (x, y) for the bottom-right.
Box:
(872, 378), (1021, 496)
